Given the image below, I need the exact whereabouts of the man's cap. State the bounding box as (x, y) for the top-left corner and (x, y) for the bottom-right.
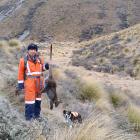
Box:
(27, 43), (38, 51)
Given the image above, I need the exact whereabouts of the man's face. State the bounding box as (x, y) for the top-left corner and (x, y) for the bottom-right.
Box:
(28, 49), (37, 57)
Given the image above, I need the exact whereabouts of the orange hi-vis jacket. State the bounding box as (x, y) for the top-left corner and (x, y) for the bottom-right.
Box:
(18, 56), (45, 104)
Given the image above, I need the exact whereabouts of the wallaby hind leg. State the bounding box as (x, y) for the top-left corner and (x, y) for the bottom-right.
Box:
(50, 100), (53, 110)
(54, 95), (60, 107)
(55, 100), (60, 107)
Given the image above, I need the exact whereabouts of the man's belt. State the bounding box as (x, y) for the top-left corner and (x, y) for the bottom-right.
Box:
(27, 75), (40, 79)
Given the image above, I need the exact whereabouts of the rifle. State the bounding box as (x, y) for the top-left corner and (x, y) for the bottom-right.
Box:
(49, 44), (53, 78)
(40, 44), (53, 93)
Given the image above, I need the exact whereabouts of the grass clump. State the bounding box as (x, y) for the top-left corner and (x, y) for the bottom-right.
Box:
(0, 40), (7, 48)
(127, 105), (140, 132)
(8, 39), (20, 47)
(52, 68), (62, 80)
(110, 93), (123, 108)
(133, 56), (140, 66)
(77, 77), (103, 101)
(123, 48), (130, 53)
(133, 65), (140, 79)
(96, 57), (109, 65)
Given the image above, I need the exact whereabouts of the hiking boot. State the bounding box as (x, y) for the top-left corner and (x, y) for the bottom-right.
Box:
(34, 116), (44, 122)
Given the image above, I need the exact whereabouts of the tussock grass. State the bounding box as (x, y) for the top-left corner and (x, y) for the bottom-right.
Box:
(52, 68), (62, 80)
(54, 109), (136, 140)
(127, 105), (140, 132)
(110, 93), (124, 108)
(76, 77), (103, 102)
(8, 39), (21, 54)
(133, 65), (140, 79)
(8, 39), (21, 47)
(96, 57), (110, 65)
(0, 40), (7, 48)
(109, 90), (129, 109)
(123, 48), (130, 54)
(0, 39), (22, 55)
(133, 57), (140, 66)
(0, 39), (23, 58)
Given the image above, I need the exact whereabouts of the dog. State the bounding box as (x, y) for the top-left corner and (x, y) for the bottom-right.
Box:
(63, 110), (82, 127)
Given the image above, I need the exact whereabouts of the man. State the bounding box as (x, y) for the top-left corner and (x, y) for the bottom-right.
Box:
(17, 43), (49, 121)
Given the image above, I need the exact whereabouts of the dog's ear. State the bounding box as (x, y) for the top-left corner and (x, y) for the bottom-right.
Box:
(63, 110), (66, 114)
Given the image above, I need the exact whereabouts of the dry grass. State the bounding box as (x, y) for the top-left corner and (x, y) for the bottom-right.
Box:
(133, 66), (140, 79)
(78, 23), (140, 48)
(76, 76), (103, 102)
(127, 105), (140, 132)
(0, 39), (23, 57)
(110, 92), (126, 108)
(72, 23), (140, 79)
(0, 40), (7, 48)
(96, 57), (110, 65)
(52, 68), (62, 80)
(54, 109), (136, 140)
(133, 56), (140, 66)
(8, 39), (21, 47)
(123, 48), (130, 54)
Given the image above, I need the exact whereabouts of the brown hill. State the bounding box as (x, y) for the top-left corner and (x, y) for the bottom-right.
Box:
(0, 0), (140, 41)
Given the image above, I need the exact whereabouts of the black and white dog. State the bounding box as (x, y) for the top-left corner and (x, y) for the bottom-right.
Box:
(63, 110), (82, 127)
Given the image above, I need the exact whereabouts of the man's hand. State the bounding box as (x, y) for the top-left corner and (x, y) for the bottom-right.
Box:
(45, 63), (49, 70)
(18, 83), (24, 90)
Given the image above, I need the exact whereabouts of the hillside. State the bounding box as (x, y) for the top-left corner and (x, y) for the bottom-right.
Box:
(0, 0), (140, 137)
(72, 23), (140, 79)
(0, 24), (140, 139)
(0, 0), (140, 41)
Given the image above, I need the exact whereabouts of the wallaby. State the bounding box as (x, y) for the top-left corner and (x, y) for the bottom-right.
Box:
(41, 44), (60, 110)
